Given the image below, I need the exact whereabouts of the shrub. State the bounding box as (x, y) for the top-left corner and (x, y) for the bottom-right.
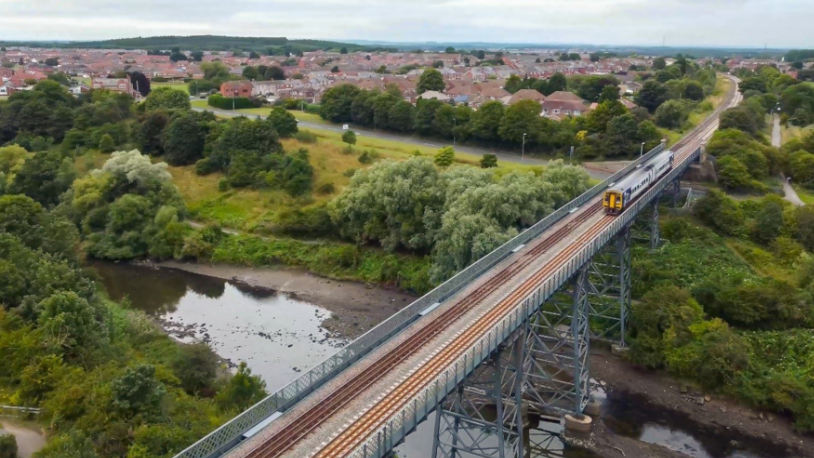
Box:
(98, 133), (115, 153)
(434, 146), (455, 167)
(342, 129), (357, 145)
(207, 94), (254, 110)
(358, 151), (373, 164)
(317, 182), (336, 195)
(293, 130), (318, 144)
(342, 145), (355, 155)
(272, 206), (334, 237)
(480, 153), (498, 168)
(343, 168), (357, 177)
(0, 433), (17, 458)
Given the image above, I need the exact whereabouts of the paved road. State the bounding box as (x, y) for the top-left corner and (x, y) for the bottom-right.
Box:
(773, 115), (806, 207)
(192, 106), (547, 166)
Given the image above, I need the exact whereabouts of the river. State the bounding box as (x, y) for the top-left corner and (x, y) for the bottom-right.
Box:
(90, 262), (788, 458)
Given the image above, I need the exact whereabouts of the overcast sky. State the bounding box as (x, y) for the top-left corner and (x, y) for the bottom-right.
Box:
(0, 0), (811, 48)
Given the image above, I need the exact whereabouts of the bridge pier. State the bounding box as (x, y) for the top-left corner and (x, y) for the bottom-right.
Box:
(587, 224), (631, 347)
(632, 199), (660, 249)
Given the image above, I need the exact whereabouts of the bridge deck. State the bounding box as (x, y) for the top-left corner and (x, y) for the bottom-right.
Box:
(222, 79), (741, 458)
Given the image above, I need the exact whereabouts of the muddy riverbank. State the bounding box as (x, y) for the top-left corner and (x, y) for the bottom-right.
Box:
(156, 260), (417, 339)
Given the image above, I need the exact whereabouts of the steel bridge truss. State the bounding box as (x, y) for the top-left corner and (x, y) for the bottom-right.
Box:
(432, 265), (592, 458)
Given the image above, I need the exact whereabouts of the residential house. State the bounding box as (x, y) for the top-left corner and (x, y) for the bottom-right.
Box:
(507, 89), (546, 105)
(92, 78), (135, 96)
(220, 80), (253, 98)
(542, 91), (589, 117)
(418, 91), (451, 102)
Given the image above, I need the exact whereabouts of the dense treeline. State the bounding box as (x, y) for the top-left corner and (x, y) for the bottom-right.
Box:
(24, 35), (397, 54)
(628, 192), (814, 431)
(734, 65), (814, 126)
(320, 82), (662, 159)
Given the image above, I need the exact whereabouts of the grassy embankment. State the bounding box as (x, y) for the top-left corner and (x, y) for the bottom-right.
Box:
(661, 76), (732, 146)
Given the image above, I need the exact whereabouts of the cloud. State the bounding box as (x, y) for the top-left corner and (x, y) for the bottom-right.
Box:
(1, 0), (811, 47)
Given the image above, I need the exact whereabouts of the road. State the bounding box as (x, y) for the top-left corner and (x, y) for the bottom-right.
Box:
(192, 106), (548, 167)
(773, 114), (805, 207)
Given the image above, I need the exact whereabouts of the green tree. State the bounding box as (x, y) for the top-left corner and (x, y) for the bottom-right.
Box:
(739, 77), (768, 94)
(635, 80), (670, 113)
(38, 291), (105, 356)
(545, 73), (567, 95)
(654, 100), (688, 129)
(471, 101), (505, 142)
(434, 146), (455, 167)
(693, 189), (745, 236)
(267, 107), (298, 138)
(413, 99), (443, 135)
(585, 99), (627, 133)
(340, 47), (348, 54)
(330, 65), (340, 73)
(683, 81), (705, 101)
(134, 110), (169, 156)
(605, 113), (640, 157)
(342, 129), (357, 145)
(480, 153), (498, 168)
(652, 57), (667, 70)
(0, 434), (18, 458)
(719, 106), (759, 136)
(110, 364), (166, 418)
(190, 51), (204, 62)
(751, 197), (786, 244)
(598, 85), (620, 102)
(164, 112), (207, 166)
(717, 156), (753, 190)
(789, 150), (814, 184)
(249, 50), (260, 59)
(417, 68), (445, 94)
(172, 343), (219, 395)
(216, 362), (267, 410)
(9, 150), (75, 207)
(320, 84), (361, 123)
(265, 66), (285, 80)
(98, 133), (115, 153)
(445, 47), (456, 54)
(145, 87), (190, 111)
(242, 66), (259, 80)
(499, 100), (544, 145)
(387, 101), (416, 132)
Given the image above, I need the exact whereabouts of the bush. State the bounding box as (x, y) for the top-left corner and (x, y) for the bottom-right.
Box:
(317, 182), (336, 195)
(342, 145), (355, 155)
(480, 153), (498, 168)
(98, 133), (115, 153)
(293, 130), (318, 144)
(342, 130), (357, 145)
(272, 205), (335, 237)
(358, 151), (373, 164)
(0, 433), (17, 458)
(207, 94), (254, 110)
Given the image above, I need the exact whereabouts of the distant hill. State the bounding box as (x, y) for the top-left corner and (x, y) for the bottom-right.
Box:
(0, 35), (398, 53)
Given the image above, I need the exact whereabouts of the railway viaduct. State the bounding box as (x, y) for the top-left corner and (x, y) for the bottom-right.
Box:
(174, 75), (742, 458)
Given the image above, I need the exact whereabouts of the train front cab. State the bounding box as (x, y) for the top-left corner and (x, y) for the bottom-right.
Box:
(603, 190), (624, 214)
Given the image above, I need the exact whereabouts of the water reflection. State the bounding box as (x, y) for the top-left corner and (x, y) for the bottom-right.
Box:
(90, 261), (345, 389)
(604, 390), (787, 458)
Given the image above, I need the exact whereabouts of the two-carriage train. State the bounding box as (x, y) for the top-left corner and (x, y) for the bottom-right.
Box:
(602, 150), (674, 214)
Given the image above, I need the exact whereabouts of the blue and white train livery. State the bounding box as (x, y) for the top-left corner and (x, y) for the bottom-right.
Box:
(603, 150), (674, 214)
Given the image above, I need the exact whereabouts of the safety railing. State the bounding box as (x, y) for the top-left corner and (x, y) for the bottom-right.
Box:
(176, 74), (735, 458)
(348, 146), (704, 458)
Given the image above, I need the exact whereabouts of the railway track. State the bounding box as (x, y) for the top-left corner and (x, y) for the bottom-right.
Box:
(243, 76), (740, 458)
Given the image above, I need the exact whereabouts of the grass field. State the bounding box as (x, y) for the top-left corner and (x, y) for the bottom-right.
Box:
(793, 185), (814, 205)
(781, 123), (814, 144)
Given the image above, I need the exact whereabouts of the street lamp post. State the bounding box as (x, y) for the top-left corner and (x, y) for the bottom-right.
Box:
(522, 133), (527, 162)
(232, 89), (238, 111)
(570, 145), (575, 164)
(453, 117), (457, 146)
(640, 142), (646, 158)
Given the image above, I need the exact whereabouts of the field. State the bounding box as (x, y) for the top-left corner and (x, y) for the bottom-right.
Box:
(793, 185), (814, 205)
(781, 123), (814, 144)
(153, 81), (190, 94)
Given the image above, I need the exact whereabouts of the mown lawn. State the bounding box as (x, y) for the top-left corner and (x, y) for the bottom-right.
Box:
(793, 185), (814, 205)
(153, 81), (190, 94)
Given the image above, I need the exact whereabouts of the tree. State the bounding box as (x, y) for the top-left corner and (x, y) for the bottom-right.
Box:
(216, 362), (267, 410)
(249, 50), (260, 59)
(10, 150), (75, 207)
(0, 433), (17, 458)
(330, 65), (340, 73)
(693, 189), (745, 236)
(342, 129), (357, 145)
(434, 146), (455, 167)
(417, 68), (445, 94)
(719, 107), (758, 136)
(340, 47), (348, 54)
(751, 197), (786, 244)
(320, 84), (361, 123)
(445, 47), (456, 54)
(683, 81), (705, 101)
(653, 57), (667, 70)
(267, 107), (298, 138)
(598, 85), (620, 102)
(145, 87), (190, 111)
(432, 60), (444, 69)
(98, 133), (115, 153)
(110, 364), (166, 418)
(577, 75), (619, 102)
(480, 154), (498, 168)
(45, 57), (59, 67)
(264, 66), (286, 81)
(172, 343), (219, 395)
(164, 113), (207, 166)
(413, 98), (443, 135)
(471, 101), (505, 142)
(134, 110), (169, 156)
(38, 291), (105, 355)
(387, 101), (416, 132)
(546, 73), (567, 95)
(585, 99), (626, 133)
(242, 66), (259, 80)
(739, 77), (768, 94)
(499, 100), (544, 145)
(635, 80), (670, 113)
(789, 150), (814, 185)
(190, 51), (204, 62)
(717, 156), (753, 190)
(170, 52), (188, 62)
(654, 100), (688, 129)
(605, 113), (640, 157)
